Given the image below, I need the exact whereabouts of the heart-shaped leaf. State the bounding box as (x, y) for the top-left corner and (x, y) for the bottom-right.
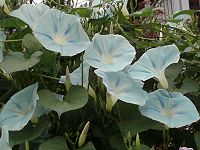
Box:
(38, 86), (88, 116)
(0, 83), (39, 131)
(22, 33), (43, 51)
(39, 136), (69, 150)
(0, 51), (42, 74)
(9, 115), (49, 146)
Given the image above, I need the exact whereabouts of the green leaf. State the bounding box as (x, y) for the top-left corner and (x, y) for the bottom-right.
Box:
(0, 51), (43, 74)
(109, 134), (126, 150)
(128, 6), (153, 17)
(9, 115), (49, 146)
(173, 10), (200, 18)
(39, 136), (69, 150)
(38, 86), (88, 116)
(78, 142), (96, 150)
(0, 18), (26, 28)
(71, 8), (93, 18)
(176, 78), (199, 94)
(116, 102), (162, 137)
(22, 33), (43, 51)
(194, 131), (200, 149)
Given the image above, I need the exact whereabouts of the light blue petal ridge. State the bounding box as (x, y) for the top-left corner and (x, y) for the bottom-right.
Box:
(139, 89), (200, 128)
(0, 126), (12, 150)
(102, 71), (148, 106)
(127, 44), (180, 88)
(0, 83), (39, 131)
(0, 31), (6, 63)
(33, 9), (90, 56)
(84, 34), (136, 72)
(10, 3), (50, 29)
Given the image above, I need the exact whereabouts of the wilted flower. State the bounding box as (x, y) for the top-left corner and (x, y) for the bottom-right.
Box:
(33, 9), (90, 56)
(84, 34), (135, 72)
(139, 89), (200, 128)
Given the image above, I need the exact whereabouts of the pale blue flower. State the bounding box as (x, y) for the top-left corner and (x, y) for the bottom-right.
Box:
(102, 71), (148, 106)
(127, 44), (180, 89)
(10, 3), (50, 29)
(0, 31), (6, 63)
(0, 83), (39, 131)
(139, 89), (200, 128)
(33, 9), (90, 56)
(0, 126), (12, 150)
(84, 34), (136, 72)
(59, 62), (90, 88)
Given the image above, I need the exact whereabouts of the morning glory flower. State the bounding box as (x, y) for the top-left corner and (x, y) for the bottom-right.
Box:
(33, 9), (90, 56)
(102, 71), (148, 106)
(59, 62), (90, 88)
(139, 89), (200, 128)
(0, 31), (6, 63)
(127, 44), (180, 89)
(84, 34), (136, 72)
(10, 3), (50, 29)
(0, 83), (39, 131)
(0, 126), (12, 150)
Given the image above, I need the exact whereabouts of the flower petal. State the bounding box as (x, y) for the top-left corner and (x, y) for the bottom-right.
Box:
(139, 89), (200, 128)
(0, 83), (39, 131)
(102, 71), (148, 106)
(10, 3), (50, 29)
(84, 34), (135, 72)
(127, 44), (180, 89)
(33, 9), (90, 56)
(0, 126), (12, 150)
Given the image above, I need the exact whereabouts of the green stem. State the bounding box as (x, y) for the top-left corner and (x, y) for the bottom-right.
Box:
(1, 39), (22, 42)
(25, 141), (29, 150)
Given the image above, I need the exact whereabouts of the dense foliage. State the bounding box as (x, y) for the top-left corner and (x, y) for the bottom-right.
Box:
(0, 0), (200, 150)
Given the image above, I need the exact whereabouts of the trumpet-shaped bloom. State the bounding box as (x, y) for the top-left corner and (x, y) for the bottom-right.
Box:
(0, 126), (12, 150)
(84, 34), (135, 72)
(127, 44), (180, 89)
(33, 9), (90, 56)
(102, 71), (148, 106)
(59, 62), (90, 88)
(0, 31), (6, 63)
(0, 83), (39, 131)
(10, 3), (50, 29)
(139, 89), (200, 128)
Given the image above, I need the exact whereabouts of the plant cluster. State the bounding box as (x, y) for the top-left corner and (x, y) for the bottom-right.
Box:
(0, 0), (200, 150)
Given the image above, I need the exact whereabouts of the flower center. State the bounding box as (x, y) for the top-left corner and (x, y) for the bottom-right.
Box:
(162, 109), (175, 118)
(102, 54), (113, 64)
(53, 34), (68, 45)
